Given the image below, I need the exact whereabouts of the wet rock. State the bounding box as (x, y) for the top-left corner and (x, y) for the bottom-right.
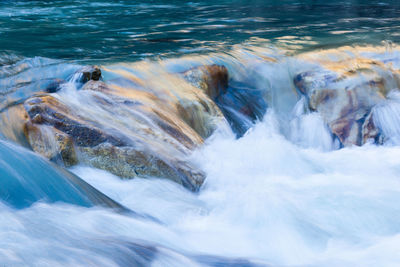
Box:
(0, 104), (31, 146)
(361, 112), (382, 144)
(76, 65), (102, 83)
(294, 58), (399, 146)
(24, 122), (78, 166)
(102, 68), (226, 140)
(24, 95), (126, 147)
(45, 78), (64, 93)
(176, 97), (222, 138)
(80, 80), (205, 149)
(183, 64), (228, 99)
(169, 64), (229, 138)
(79, 143), (204, 191)
(81, 80), (110, 92)
(215, 81), (267, 136)
(22, 91), (205, 191)
(172, 88), (225, 139)
(0, 63), (240, 191)
(183, 64), (267, 137)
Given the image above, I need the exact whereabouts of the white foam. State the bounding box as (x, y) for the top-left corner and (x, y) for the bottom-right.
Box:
(64, 115), (400, 265)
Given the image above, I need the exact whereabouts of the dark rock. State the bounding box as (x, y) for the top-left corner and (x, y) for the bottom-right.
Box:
(77, 65), (102, 82)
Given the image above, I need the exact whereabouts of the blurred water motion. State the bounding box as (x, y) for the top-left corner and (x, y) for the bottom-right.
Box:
(1, 1), (400, 266)
(0, 1), (400, 62)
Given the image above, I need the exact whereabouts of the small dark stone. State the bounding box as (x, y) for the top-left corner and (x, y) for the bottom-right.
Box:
(79, 66), (102, 82)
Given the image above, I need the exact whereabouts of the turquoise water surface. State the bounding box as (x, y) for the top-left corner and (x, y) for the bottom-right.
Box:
(1, 0), (400, 62)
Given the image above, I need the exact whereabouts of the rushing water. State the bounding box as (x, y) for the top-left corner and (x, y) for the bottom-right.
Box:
(2, 1), (400, 266)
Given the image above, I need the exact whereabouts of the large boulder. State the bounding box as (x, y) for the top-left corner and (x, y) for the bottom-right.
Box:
(294, 58), (400, 146)
(0, 63), (238, 191)
(22, 87), (205, 191)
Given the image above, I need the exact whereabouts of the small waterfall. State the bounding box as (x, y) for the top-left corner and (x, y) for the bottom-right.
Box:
(68, 72), (85, 84)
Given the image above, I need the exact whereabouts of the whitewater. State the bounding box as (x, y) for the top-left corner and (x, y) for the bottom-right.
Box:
(3, 113), (400, 266)
(3, 1), (400, 266)
(1, 42), (400, 266)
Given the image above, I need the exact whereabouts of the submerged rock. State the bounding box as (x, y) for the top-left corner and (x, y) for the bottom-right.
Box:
(44, 78), (65, 93)
(294, 58), (400, 146)
(0, 140), (124, 210)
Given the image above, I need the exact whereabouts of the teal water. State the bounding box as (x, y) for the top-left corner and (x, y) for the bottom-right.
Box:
(1, 0), (400, 62)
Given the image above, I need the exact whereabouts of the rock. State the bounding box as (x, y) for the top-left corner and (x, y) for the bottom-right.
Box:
(81, 80), (110, 92)
(22, 89), (206, 191)
(24, 95), (126, 147)
(183, 64), (267, 137)
(79, 143), (204, 191)
(361, 111), (382, 144)
(183, 64), (228, 99)
(176, 95), (223, 139)
(81, 80), (205, 149)
(294, 58), (399, 146)
(45, 78), (65, 93)
(0, 104), (31, 146)
(24, 122), (78, 166)
(0, 63), (241, 191)
(75, 65), (102, 83)
(214, 81), (267, 136)
(104, 66), (227, 140)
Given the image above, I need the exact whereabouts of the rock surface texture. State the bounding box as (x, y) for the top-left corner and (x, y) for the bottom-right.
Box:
(183, 64), (267, 136)
(294, 58), (400, 146)
(4, 64), (233, 191)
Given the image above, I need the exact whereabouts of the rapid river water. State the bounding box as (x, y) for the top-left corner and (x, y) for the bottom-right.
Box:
(1, 1), (400, 266)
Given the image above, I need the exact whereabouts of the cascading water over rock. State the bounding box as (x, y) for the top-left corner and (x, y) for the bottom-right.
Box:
(2, 43), (400, 266)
